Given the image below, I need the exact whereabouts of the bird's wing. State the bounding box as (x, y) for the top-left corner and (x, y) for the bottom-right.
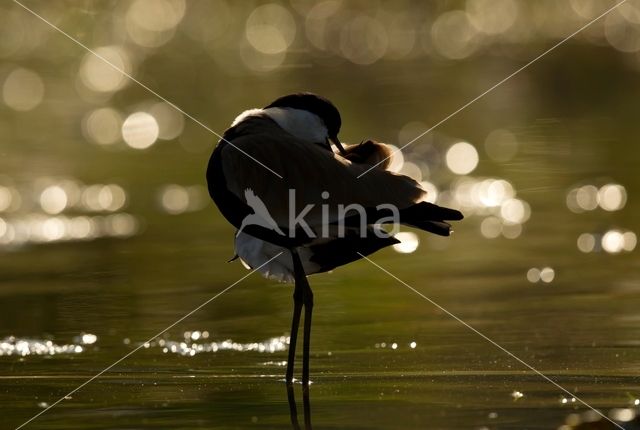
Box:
(220, 124), (425, 229)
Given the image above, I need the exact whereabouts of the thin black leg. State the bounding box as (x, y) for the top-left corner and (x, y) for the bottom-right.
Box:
(302, 285), (313, 387)
(286, 383), (301, 430)
(290, 248), (313, 387)
(286, 263), (304, 384)
(289, 248), (314, 429)
(302, 380), (312, 430)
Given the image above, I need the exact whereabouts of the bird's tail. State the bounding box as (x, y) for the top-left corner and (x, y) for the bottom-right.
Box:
(400, 201), (464, 236)
(307, 227), (399, 273)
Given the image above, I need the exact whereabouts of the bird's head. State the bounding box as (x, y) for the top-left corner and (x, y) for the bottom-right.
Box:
(264, 93), (346, 154)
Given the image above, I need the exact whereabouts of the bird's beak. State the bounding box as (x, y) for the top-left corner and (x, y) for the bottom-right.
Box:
(329, 135), (346, 155)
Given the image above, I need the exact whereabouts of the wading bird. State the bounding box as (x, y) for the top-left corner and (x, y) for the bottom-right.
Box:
(206, 93), (463, 387)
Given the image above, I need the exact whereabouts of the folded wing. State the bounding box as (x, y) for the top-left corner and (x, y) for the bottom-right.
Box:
(221, 121), (425, 230)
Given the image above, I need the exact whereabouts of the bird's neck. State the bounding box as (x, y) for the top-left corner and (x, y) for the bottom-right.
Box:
(262, 107), (328, 144)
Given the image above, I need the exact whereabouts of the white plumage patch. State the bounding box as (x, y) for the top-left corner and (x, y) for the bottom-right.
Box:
(235, 232), (321, 283)
(230, 107), (329, 145)
(262, 107), (329, 144)
(230, 108), (264, 127)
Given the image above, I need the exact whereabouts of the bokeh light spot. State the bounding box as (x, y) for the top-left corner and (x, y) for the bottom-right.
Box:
(577, 233), (596, 253)
(2, 68), (45, 111)
(597, 183), (627, 211)
(149, 102), (185, 140)
(386, 144), (405, 173)
(160, 184), (190, 214)
(502, 222), (522, 239)
(446, 142), (479, 175)
(392, 231), (419, 254)
(40, 186), (67, 215)
(127, 0), (186, 32)
(431, 11), (479, 59)
(97, 184), (127, 212)
(305, 1), (342, 51)
(500, 198), (530, 225)
(466, 0), (518, 35)
(245, 4), (296, 55)
(575, 185), (599, 211)
(125, 0), (185, 47)
(526, 268), (540, 283)
(602, 230), (625, 254)
(419, 181), (439, 204)
(539, 267), (555, 283)
(605, 11), (640, 53)
(622, 231), (637, 252)
(79, 46), (131, 93)
(480, 216), (502, 239)
(82, 107), (123, 146)
(122, 112), (159, 149)
(400, 161), (422, 182)
(0, 186), (14, 212)
(484, 129), (518, 162)
(386, 13), (417, 59)
(340, 16), (388, 65)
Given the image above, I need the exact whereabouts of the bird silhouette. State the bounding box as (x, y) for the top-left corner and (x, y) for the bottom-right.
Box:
(236, 188), (285, 237)
(207, 93), (463, 388)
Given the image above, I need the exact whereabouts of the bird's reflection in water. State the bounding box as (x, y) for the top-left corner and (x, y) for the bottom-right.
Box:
(287, 384), (312, 430)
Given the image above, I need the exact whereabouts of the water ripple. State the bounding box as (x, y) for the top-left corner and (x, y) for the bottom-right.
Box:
(0, 333), (97, 357)
(141, 332), (289, 357)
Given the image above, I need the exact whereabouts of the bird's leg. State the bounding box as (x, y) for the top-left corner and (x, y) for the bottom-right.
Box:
(286, 250), (304, 384)
(286, 383), (301, 430)
(302, 379), (313, 430)
(302, 282), (313, 388)
(290, 248), (313, 388)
